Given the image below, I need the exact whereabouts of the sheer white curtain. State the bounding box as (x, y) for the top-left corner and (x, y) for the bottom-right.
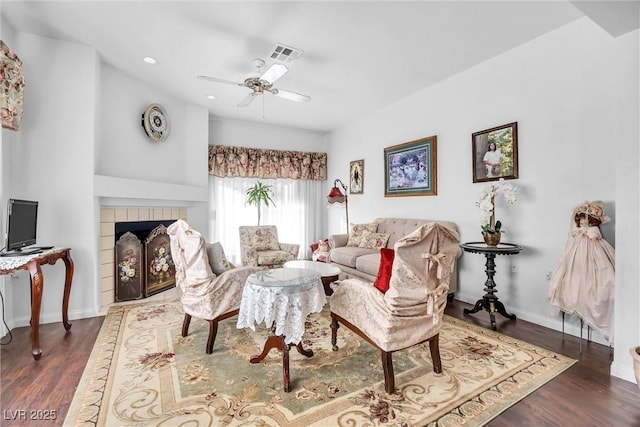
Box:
(209, 176), (324, 265)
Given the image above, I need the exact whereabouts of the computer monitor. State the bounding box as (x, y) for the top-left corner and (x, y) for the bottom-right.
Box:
(5, 199), (38, 251)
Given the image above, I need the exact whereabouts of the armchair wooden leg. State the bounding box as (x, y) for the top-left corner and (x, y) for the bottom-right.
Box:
(381, 350), (395, 394)
(330, 313), (339, 351)
(182, 314), (192, 337)
(429, 334), (442, 374)
(206, 319), (219, 354)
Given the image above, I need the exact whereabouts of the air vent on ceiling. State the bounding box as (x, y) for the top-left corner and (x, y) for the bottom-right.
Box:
(269, 43), (303, 63)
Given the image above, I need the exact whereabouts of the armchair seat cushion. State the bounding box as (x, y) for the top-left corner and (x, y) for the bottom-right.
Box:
(257, 250), (295, 267)
(330, 278), (442, 352)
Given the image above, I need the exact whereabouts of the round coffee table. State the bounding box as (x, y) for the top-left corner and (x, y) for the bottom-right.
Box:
(284, 259), (341, 296)
(237, 267), (325, 392)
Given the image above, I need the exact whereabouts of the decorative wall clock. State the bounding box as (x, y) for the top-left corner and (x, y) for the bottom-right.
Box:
(141, 103), (169, 142)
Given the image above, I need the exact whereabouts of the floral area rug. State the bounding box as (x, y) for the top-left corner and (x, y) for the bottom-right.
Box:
(64, 299), (575, 427)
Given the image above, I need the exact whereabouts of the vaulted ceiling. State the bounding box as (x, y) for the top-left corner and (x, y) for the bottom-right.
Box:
(2, 1), (636, 133)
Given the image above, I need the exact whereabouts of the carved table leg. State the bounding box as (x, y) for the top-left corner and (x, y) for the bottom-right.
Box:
(250, 335), (284, 364)
(494, 300), (517, 320)
(294, 342), (313, 357)
(27, 261), (44, 360)
(61, 250), (74, 331)
(463, 299), (485, 315)
(282, 339), (291, 392)
(250, 334), (314, 393)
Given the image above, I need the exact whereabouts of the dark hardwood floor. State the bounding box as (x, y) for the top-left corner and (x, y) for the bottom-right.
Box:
(1, 316), (104, 427)
(1, 300), (639, 426)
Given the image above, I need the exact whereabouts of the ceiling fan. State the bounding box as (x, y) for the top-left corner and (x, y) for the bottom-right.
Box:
(197, 59), (311, 107)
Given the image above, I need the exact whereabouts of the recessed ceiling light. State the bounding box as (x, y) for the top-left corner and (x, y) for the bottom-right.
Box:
(143, 57), (156, 64)
(206, 95), (216, 100)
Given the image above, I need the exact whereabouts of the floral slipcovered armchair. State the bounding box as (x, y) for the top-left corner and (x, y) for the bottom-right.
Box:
(329, 222), (461, 394)
(167, 219), (260, 354)
(238, 225), (300, 268)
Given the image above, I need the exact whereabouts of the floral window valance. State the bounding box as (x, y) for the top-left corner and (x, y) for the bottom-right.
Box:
(1, 40), (25, 131)
(208, 145), (327, 181)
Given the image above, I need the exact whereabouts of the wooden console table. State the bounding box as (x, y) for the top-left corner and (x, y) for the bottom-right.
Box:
(461, 242), (521, 331)
(0, 248), (74, 360)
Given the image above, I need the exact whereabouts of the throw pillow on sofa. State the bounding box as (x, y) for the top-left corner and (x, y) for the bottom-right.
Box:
(374, 248), (395, 293)
(346, 222), (378, 247)
(358, 230), (390, 250)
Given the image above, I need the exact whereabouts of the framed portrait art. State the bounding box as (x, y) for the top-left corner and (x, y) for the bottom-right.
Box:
(349, 159), (364, 194)
(384, 135), (437, 197)
(472, 122), (518, 183)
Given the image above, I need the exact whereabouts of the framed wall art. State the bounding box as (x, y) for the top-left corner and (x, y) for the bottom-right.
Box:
(384, 135), (437, 197)
(472, 122), (518, 183)
(349, 159), (364, 194)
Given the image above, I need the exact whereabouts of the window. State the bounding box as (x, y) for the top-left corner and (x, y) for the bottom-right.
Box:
(209, 176), (324, 264)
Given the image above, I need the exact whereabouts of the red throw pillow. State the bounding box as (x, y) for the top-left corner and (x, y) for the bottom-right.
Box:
(374, 248), (395, 293)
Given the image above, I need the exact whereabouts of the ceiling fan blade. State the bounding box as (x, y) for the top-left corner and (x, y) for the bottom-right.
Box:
(261, 63), (288, 84)
(237, 92), (259, 107)
(197, 75), (245, 87)
(273, 88), (311, 103)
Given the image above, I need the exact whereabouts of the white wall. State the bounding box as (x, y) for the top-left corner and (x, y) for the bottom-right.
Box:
(96, 64), (210, 232)
(209, 117), (328, 151)
(97, 64), (205, 187)
(0, 14), (18, 336)
(1, 29), (212, 335)
(4, 32), (99, 326)
(327, 18), (639, 382)
(611, 27), (640, 382)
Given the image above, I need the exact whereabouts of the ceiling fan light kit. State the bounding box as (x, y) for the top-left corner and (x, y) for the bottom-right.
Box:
(197, 56), (311, 108)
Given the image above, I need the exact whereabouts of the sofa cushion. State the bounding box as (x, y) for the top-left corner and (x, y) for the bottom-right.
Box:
(374, 248), (395, 293)
(206, 242), (232, 275)
(346, 223), (378, 247)
(330, 246), (377, 268)
(358, 230), (390, 250)
(355, 252), (381, 277)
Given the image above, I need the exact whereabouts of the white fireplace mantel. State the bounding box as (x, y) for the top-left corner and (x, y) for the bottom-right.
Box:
(94, 175), (208, 205)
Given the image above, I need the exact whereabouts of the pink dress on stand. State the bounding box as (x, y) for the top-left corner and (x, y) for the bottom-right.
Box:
(548, 201), (615, 343)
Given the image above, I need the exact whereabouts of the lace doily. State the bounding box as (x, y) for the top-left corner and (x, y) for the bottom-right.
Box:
(0, 248), (59, 272)
(237, 268), (326, 344)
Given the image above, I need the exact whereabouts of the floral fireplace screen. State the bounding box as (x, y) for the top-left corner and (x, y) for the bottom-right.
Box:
(1, 40), (25, 131)
(145, 224), (176, 296)
(115, 223), (176, 302)
(209, 145), (327, 180)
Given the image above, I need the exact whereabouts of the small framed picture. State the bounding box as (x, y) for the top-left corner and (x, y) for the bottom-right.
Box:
(384, 135), (437, 197)
(349, 159), (364, 194)
(472, 122), (518, 183)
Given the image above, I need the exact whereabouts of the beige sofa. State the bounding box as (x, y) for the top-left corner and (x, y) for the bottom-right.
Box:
(328, 217), (460, 295)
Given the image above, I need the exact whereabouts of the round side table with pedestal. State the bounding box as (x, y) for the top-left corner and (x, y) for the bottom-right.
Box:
(461, 241), (522, 331)
(236, 267), (326, 392)
(284, 259), (341, 296)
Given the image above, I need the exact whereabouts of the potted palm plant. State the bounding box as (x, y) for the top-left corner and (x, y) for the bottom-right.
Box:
(245, 181), (275, 225)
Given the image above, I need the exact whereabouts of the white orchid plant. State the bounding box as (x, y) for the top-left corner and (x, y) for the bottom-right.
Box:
(476, 179), (518, 235)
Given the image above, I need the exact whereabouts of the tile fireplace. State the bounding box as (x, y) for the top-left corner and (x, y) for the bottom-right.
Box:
(100, 208), (186, 307)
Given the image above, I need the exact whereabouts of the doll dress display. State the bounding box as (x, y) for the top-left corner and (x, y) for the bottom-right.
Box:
(548, 201), (615, 343)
